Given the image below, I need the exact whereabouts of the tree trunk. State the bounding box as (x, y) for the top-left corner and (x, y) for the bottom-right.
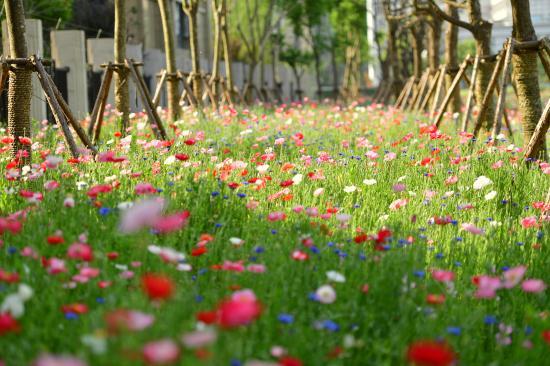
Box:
(5, 0), (32, 165)
(183, 1), (202, 104)
(313, 46), (322, 100)
(158, 0), (180, 121)
(330, 40), (339, 99)
(114, 0), (130, 133)
(445, 3), (461, 113)
(511, 0), (544, 157)
(410, 25), (424, 79)
(468, 0), (495, 132)
(427, 17), (442, 72)
(220, 0), (234, 95)
(210, 0), (221, 103)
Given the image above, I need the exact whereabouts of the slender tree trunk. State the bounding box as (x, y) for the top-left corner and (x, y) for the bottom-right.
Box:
(313, 46), (322, 100)
(158, 0), (180, 121)
(427, 17), (442, 72)
(220, 0), (234, 95)
(330, 40), (339, 99)
(114, 0), (130, 133)
(410, 26), (424, 79)
(445, 3), (461, 113)
(210, 0), (221, 102)
(5, 0), (32, 164)
(183, 1), (202, 103)
(511, 0), (544, 157)
(468, 0), (495, 132)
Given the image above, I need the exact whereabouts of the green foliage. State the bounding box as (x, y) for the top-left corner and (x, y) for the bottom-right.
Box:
(329, 0), (368, 60)
(458, 39), (477, 61)
(279, 47), (313, 70)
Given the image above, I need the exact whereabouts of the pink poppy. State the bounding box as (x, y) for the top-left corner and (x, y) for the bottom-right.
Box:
(152, 211), (190, 234)
(389, 198), (408, 210)
(67, 243), (93, 262)
(520, 216), (539, 229)
(135, 182), (157, 195)
(267, 212), (286, 222)
(105, 309), (155, 332)
(461, 223), (484, 235)
(142, 339), (180, 365)
(118, 198), (165, 233)
(521, 279), (546, 293)
(432, 270), (455, 283)
(502, 266), (526, 289)
(216, 290), (262, 328)
(475, 276), (501, 299)
(32, 354), (87, 366)
(181, 329), (218, 349)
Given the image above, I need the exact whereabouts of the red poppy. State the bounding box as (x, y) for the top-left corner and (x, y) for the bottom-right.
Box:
(47, 235), (65, 245)
(279, 356), (303, 366)
(141, 274), (175, 300)
(191, 247), (207, 257)
(0, 313), (20, 335)
(543, 330), (550, 345)
(426, 294), (446, 305)
(196, 311), (217, 324)
(175, 153), (189, 161)
(406, 340), (455, 366)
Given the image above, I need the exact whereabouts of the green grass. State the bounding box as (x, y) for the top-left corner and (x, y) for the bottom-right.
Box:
(0, 104), (548, 365)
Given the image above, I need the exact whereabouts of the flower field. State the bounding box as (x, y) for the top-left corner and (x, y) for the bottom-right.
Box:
(0, 102), (548, 366)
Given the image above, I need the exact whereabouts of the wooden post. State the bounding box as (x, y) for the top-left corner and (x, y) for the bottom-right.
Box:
(399, 77), (415, 110)
(178, 71), (198, 108)
(413, 70), (431, 112)
(434, 57), (470, 128)
(539, 38), (550, 80)
(32, 57), (80, 158)
(472, 51), (506, 138)
(430, 64), (447, 117)
(462, 55), (479, 131)
(419, 69), (441, 112)
(524, 97), (550, 160)
(45, 72), (98, 154)
(88, 65), (114, 138)
(394, 78), (410, 107)
(492, 39), (514, 141)
(0, 62), (9, 94)
(152, 69), (167, 107)
(202, 74), (218, 109)
(125, 59), (167, 140)
(408, 71), (428, 110)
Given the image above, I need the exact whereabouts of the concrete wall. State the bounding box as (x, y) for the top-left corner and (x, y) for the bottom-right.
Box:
(51, 30), (89, 119)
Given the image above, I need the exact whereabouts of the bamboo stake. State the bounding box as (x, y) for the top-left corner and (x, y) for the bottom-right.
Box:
(126, 59), (168, 140)
(88, 65), (114, 138)
(492, 39), (515, 141)
(152, 69), (168, 107)
(399, 77), (415, 110)
(419, 69), (441, 112)
(408, 71), (429, 110)
(539, 38), (550, 80)
(45, 73), (98, 154)
(434, 57), (470, 128)
(413, 70), (431, 112)
(472, 50), (506, 138)
(0, 63), (9, 94)
(462, 55), (480, 131)
(430, 64), (447, 117)
(524, 97), (550, 160)
(32, 57), (80, 158)
(394, 78), (410, 107)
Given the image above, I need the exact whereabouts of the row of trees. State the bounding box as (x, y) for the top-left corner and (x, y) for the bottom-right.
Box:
(378, 0), (545, 156)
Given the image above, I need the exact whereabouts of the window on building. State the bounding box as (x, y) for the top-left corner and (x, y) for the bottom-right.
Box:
(176, 1), (190, 49)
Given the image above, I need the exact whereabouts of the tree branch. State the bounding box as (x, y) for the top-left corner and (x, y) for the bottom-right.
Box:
(418, 0), (475, 33)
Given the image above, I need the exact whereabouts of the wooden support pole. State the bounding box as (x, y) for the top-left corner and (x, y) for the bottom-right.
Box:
(408, 71), (429, 110)
(462, 55), (480, 131)
(0, 63), (9, 94)
(413, 71), (431, 112)
(430, 65), (447, 117)
(152, 69), (168, 107)
(177, 71), (198, 108)
(434, 58), (470, 128)
(88, 65), (114, 138)
(492, 39), (515, 141)
(539, 38), (550, 80)
(524, 97), (550, 160)
(202, 75), (218, 110)
(45, 73), (98, 154)
(394, 78), (410, 107)
(419, 69), (441, 112)
(399, 77), (414, 110)
(126, 59), (168, 140)
(472, 51), (506, 138)
(32, 57), (80, 158)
